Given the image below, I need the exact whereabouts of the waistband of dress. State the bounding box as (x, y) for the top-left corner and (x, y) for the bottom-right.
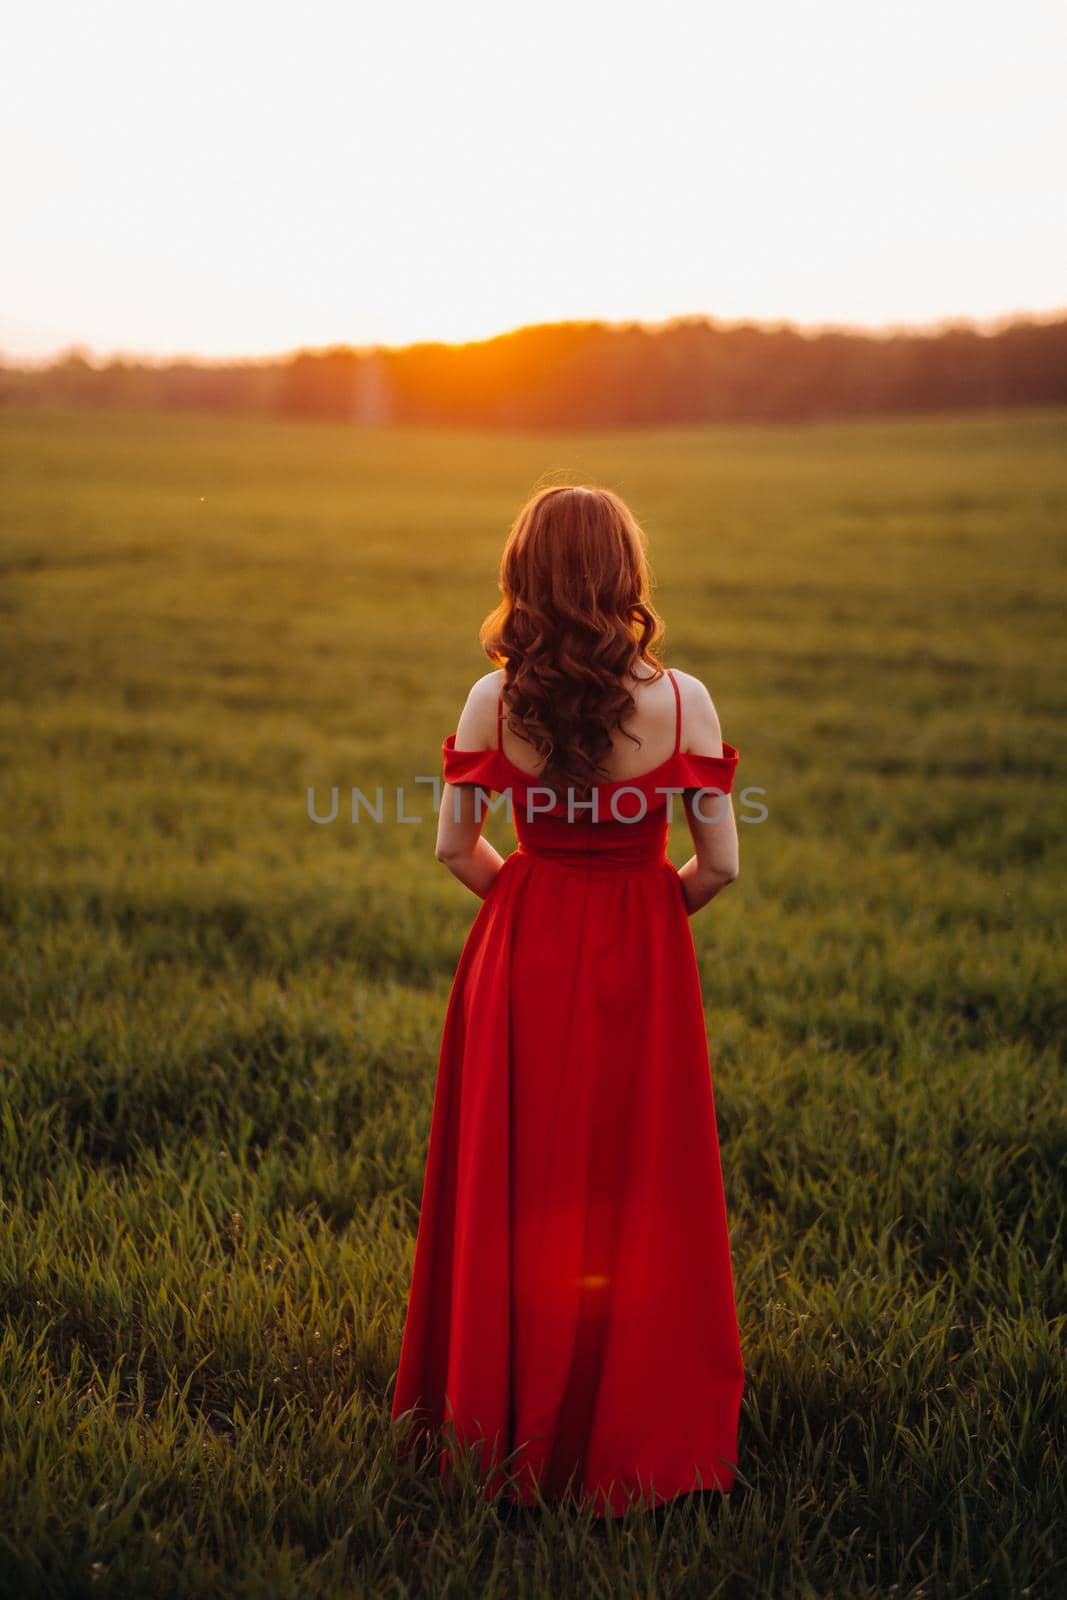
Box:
(514, 843), (670, 874)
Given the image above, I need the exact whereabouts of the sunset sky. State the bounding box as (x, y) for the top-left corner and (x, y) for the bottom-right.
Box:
(4, 0), (1065, 365)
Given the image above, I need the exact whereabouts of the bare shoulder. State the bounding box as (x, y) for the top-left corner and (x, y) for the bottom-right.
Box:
(452, 668), (505, 753)
(671, 668), (724, 757)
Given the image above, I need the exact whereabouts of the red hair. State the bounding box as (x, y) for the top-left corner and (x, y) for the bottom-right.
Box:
(479, 485), (667, 793)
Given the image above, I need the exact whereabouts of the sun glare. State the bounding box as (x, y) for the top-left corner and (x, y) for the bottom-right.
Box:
(3, 0), (1066, 363)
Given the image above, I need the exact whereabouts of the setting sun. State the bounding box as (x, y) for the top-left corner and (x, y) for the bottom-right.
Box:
(3, 0), (1066, 363)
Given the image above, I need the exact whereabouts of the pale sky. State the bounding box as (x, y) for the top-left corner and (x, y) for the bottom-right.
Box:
(3, 0), (1065, 365)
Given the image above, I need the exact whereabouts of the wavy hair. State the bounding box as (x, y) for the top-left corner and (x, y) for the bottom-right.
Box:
(479, 485), (667, 793)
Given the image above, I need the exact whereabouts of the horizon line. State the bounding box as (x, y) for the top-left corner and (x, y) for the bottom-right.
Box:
(5, 301), (1067, 373)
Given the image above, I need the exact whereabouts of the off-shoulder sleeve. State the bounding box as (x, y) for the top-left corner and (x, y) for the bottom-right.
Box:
(671, 740), (740, 793)
(441, 733), (500, 787)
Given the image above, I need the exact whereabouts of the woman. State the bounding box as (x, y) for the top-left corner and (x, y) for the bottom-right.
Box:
(391, 484), (744, 1518)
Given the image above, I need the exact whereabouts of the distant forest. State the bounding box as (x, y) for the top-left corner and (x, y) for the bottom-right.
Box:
(3, 312), (1066, 429)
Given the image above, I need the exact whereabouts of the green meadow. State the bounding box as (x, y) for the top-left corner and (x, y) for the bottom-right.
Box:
(1, 403), (1064, 1598)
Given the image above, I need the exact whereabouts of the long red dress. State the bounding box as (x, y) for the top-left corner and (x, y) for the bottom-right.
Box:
(391, 669), (745, 1516)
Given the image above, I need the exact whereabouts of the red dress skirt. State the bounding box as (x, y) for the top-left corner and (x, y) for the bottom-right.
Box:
(391, 673), (745, 1516)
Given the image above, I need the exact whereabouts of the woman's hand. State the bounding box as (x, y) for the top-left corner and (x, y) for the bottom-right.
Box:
(677, 857), (739, 916)
(435, 834), (506, 898)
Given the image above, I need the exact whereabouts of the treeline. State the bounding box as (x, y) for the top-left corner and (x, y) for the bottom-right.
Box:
(3, 312), (1066, 428)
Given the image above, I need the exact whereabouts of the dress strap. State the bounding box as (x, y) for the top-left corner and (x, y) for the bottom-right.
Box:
(667, 669), (682, 755)
(496, 683), (504, 750)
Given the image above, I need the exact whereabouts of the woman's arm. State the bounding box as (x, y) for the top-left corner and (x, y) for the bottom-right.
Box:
(435, 784), (506, 897)
(674, 677), (741, 916)
(435, 675), (507, 898)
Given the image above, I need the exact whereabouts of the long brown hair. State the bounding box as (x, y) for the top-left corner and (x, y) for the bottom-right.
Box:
(479, 485), (667, 792)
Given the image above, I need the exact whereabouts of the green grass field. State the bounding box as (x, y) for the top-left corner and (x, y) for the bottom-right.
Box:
(1, 403), (1065, 1598)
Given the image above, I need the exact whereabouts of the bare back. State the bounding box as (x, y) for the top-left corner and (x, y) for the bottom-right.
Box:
(497, 665), (712, 783)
